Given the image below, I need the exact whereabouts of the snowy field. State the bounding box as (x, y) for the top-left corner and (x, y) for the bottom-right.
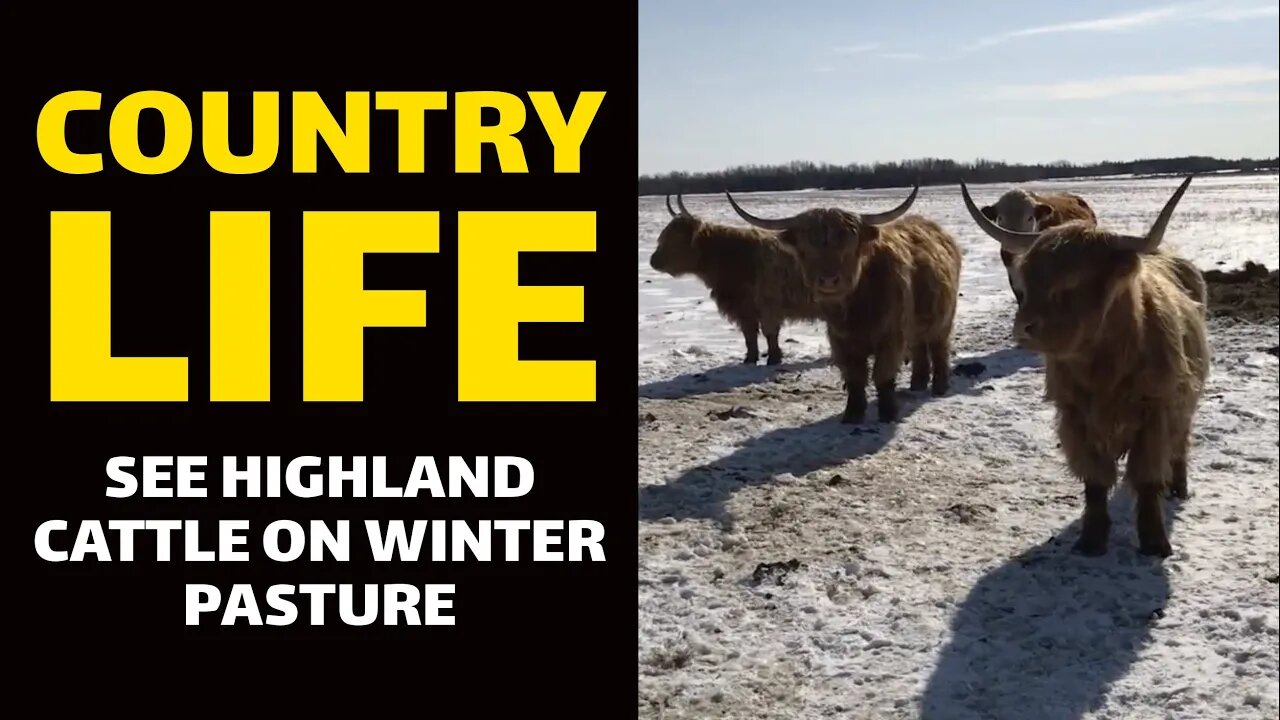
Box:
(637, 174), (1279, 719)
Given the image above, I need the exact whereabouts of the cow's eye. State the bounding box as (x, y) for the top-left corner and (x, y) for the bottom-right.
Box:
(1050, 287), (1077, 311)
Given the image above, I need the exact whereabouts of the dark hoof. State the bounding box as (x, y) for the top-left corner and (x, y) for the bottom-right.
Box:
(1168, 485), (1189, 500)
(909, 377), (929, 392)
(844, 392), (867, 424)
(743, 355), (759, 365)
(1138, 535), (1173, 558)
(1072, 535), (1108, 557)
(930, 383), (949, 397)
(875, 383), (897, 422)
(766, 353), (783, 366)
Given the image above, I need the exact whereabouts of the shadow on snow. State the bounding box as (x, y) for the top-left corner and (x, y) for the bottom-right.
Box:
(920, 488), (1184, 720)
(638, 347), (1039, 525)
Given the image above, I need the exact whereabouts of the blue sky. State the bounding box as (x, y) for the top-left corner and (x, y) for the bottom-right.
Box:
(639, 0), (1280, 175)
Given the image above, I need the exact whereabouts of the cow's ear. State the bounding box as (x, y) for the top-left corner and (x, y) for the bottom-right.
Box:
(980, 204), (997, 221)
(1034, 203), (1053, 221)
(859, 224), (880, 243)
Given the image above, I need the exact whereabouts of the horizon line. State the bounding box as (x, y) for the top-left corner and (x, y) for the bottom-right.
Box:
(638, 153), (1280, 179)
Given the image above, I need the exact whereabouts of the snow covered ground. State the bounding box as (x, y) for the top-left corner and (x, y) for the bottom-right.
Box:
(637, 174), (1279, 719)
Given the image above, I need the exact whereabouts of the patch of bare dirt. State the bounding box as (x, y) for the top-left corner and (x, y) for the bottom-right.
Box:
(1203, 261), (1278, 323)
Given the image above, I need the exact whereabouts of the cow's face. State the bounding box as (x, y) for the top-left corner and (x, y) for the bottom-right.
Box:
(722, 185), (918, 301)
(981, 191), (1052, 234)
(983, 191), (1052, 304)
(649, 216), (700, 275)
(778, 209), (876, 300)
(1011, 227), (1138, 357)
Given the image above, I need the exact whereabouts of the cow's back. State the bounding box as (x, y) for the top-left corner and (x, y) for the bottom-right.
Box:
(1032, 191), (1097, 230)
(1154, 252), (1208, 310)
(890, 215), (962, 341)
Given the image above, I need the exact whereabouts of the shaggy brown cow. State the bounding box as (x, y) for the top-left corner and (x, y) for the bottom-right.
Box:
(724, 184), (963, 424)
(976, 188), (1098, 305)
(961, 175), (1210, 557)
(648, 194), (822, 365)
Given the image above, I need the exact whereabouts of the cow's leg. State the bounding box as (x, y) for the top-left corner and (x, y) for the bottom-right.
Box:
(829, 326), (868, 424)
(1059, 409), (1117, 556)
(1126, 414), (1174, 557)
(929, 334), (952, 397)
(872, 336), (906, 423)
(761, 316), (784, 366)
(909, 343), (930, 391)
(741, 317), (760, 365)
(842, 355), (869, 424)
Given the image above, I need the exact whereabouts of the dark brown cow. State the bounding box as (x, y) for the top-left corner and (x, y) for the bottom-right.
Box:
(961, 176), (1210, 557)
(648, 194), (822, 365)
(724, 184), (962, 424)
(976, 187), (1098, 305)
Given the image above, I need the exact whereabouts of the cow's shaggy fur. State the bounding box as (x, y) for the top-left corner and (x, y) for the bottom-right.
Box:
(649, 214), (821, 365)
(769, 210), (963, 423)
(967, 177), (1211, 557)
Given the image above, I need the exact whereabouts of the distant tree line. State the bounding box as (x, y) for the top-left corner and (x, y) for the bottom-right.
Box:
(638, 156), (1280, 196)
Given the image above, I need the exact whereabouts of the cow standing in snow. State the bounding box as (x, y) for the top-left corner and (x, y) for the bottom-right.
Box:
(648, 194), (822, 365)
(961, 176), (1210, 557)
(724, 184), (963, 424)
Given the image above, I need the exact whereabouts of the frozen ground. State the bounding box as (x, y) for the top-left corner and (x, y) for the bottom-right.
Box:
(637, 174), (1279, 719)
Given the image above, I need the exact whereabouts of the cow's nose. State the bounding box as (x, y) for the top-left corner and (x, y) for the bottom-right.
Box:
(815, 275), (841, 292)
(1016, 317), (1038, 339)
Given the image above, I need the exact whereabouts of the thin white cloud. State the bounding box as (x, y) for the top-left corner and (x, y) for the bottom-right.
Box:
(832, 43), (879, 55)
(813, 66), (836, 73)
(968, 2), (1278, 49)
(878, 52), (924, 60)
(1181, 89), (1280, 104)
(1201, 4), (1280, 20)
(996, 65), (1280, 101)
(970, 5), (1180, 48)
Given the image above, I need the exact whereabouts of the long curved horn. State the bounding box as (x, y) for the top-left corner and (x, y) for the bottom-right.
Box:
(675, 193), (692, 217)
(1112, 175), (1194, 253)
(960, 180), (1039, 253)
(860, 181), (920, 225)
(723, 191), (798, 231)
(665, 195), (678, 217)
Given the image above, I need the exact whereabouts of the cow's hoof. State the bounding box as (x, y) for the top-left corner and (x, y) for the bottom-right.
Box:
(1138, 535), (1173, 558)
(1072, 535), (1108, 557)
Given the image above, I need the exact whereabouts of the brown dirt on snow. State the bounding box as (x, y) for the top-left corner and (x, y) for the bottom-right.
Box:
(1203, 261), (1278, 323)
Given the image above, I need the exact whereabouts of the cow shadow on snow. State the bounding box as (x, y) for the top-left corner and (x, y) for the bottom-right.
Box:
(638, 347), (1038, 525)
(920, 489), (1184, 720)
(639, 356), (833, 400)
